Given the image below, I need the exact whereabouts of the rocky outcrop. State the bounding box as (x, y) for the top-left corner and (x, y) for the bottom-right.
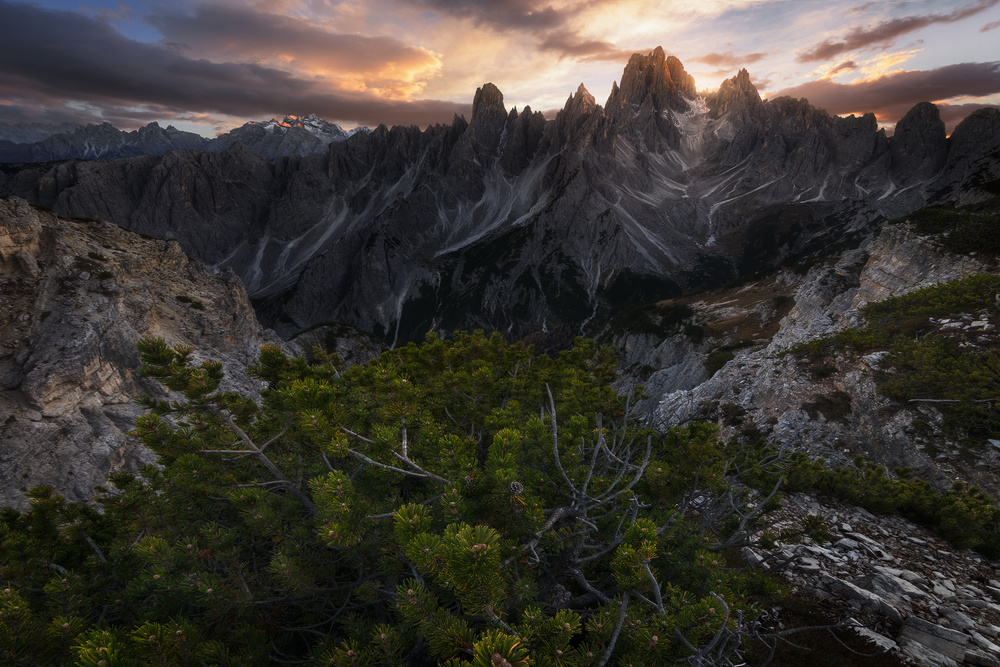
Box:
(709, 68), (762, 119)
(653, 221), (1000, 498)
(891, 102), (948, 185)
(932, 108), (1000, 205)
(0, 196), (279, 508)
(1, 50), (998, 343)
(748, 492), (1000, 667)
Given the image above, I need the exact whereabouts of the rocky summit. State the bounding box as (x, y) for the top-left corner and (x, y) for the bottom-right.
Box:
(1, 48), (997, 345)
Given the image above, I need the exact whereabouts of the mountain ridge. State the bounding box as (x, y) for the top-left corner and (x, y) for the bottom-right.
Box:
(0, 113), (371, 163)
(1, 48), (998, 345)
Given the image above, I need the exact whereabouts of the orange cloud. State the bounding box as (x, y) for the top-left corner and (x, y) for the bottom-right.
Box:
(147, 3), (443, 99)
(692, 51), (768, 67)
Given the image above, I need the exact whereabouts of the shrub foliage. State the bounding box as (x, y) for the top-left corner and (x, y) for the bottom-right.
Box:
(1, 332), (793, 665)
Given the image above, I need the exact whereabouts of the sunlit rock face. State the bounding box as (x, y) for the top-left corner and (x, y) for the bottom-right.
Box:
(0, 196), (278, 508)
(1, 50), (998, 343)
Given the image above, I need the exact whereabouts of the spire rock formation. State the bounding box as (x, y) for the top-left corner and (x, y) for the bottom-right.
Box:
(1, 48), (998, 345)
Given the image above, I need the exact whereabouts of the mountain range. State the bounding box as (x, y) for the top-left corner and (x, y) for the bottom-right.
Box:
(3, 47), (1000, 664)
(1, 47), (998, 347)
(0, 113), (365, 163)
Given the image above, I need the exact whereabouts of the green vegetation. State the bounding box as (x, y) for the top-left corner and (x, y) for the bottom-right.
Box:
(0, 332), (804, 666)
(791, 274), (1000, 446)
(705, 341), (755, 376)
(780, 456), (1000, 558)
(893, 205), (1000, 256)
(705, 350), (734, 375)
(783, 273), (1000, 557)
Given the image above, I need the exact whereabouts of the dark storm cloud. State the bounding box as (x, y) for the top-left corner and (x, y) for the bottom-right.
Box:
(146, 4), (441, 76)
(691, 51), (768, 68)
(797, 0), (999, 62)
(401, 0), (572, 31)
(772, 61), (1000, 129)
(0, 1), (469, 129)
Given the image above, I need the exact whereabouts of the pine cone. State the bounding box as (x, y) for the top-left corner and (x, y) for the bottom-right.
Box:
(507, 481), (524, 495)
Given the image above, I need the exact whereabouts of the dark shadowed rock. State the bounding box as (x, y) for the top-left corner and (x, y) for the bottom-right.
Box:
(931, 107), (1000, 203)
(890, 101), (948, 184)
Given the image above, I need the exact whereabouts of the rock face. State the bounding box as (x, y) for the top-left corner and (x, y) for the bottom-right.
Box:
(748, 492), (1000, 667)
(1, 49), (998, 343)
(0, 196), (278, 508)
(890, 102), (948, 184)
(652, 221), (1000, 498)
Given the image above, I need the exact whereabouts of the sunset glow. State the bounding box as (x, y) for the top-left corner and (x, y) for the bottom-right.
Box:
(0, 0), (997, 134)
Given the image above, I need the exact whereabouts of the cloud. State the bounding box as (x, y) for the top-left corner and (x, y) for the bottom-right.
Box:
(797, 0), (999, 62)
(538, 34), (640, 62)
(828, 60), (858, 75)
(398, 0), (573, 32)
(773, 61), (1000, 130)
(146, 3), (443, 96)
(934, 101), (1000, 130)
(691, 51), (768, 67)
(982, 19), (1000, 31)
(0, 0), (470, 130)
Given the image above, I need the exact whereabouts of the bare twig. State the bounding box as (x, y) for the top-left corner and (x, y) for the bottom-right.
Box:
(210, 408), (319, 515)
(595, 594), (629, 667)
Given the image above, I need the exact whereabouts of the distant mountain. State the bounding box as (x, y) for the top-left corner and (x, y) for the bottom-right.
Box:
(0, 121), (79, 144)
(206, 114), (368, 159)
(0, 114), (371, 162)
(1, 47), (997, 345)
(0, 121), (208, 162)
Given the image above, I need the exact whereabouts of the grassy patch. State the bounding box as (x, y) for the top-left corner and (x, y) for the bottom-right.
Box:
(791, 273), (1000, 449)
(705, 349), (735, 375)
(893, 205), (1000, 256)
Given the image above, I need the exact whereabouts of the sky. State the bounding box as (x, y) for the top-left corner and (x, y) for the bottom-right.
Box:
(0, 0), (998, 136)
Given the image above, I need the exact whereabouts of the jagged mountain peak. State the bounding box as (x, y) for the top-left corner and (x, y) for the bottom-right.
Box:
(609, 46), (696, 115)
(711, 68), (762, 117)
(470, 83), (506, 126)
(564, 83), (597, 116)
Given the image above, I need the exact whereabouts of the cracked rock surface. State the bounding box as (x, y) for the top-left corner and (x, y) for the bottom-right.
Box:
(0, 196), (279, 508)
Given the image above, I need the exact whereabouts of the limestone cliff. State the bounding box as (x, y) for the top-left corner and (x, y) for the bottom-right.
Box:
(0, 196), (278, 508)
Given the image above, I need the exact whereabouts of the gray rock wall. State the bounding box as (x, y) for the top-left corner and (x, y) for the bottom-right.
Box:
(0, 196), (278, 508)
